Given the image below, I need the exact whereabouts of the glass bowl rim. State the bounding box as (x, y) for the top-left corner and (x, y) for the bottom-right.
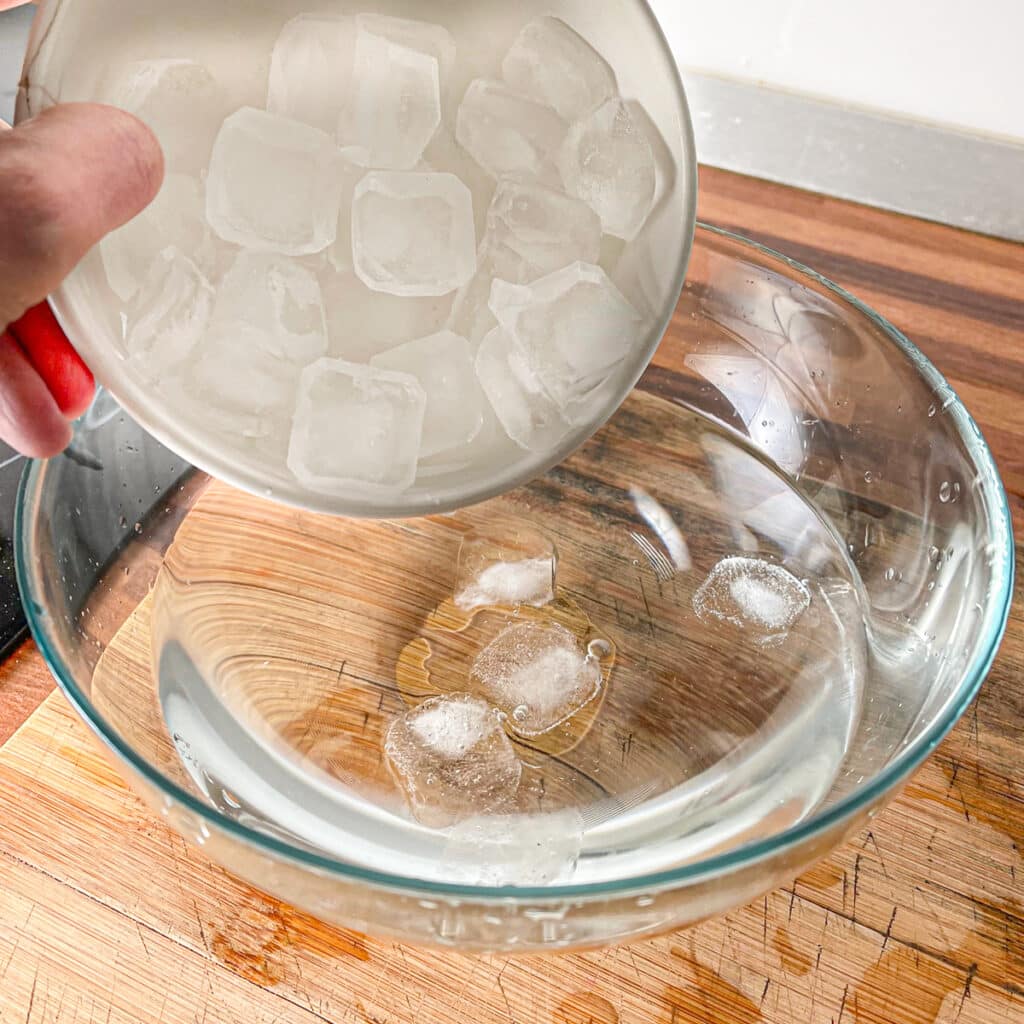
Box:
(16, 222), (1015, 902)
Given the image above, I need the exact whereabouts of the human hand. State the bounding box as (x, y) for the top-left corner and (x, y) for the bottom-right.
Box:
(0, 99), (164, 455)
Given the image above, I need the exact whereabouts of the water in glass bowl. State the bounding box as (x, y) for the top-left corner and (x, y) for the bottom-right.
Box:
(148, 396), (867, 887)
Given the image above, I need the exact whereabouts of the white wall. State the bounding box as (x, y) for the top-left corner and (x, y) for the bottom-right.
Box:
(650, 0), (1023, 143)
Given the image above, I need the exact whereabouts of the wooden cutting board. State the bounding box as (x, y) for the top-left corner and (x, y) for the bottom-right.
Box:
(0, 168), (1022, 1023)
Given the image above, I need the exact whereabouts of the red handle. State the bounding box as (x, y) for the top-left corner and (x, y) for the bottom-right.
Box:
(7, 302), (95, 419)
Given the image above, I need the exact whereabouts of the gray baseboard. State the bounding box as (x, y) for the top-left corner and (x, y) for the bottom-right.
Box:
(683, 71), (1024, 242)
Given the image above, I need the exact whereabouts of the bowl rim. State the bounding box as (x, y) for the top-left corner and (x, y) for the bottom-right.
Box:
(17, 223), (1016, 901)
(32, 0), (700, 521)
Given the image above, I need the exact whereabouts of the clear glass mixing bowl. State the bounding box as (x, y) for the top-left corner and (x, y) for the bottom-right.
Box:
(17, 226), (1013, 952)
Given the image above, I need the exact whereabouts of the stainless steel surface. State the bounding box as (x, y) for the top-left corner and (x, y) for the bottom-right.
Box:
(0, 5), (32, 125)
(684, 70), (1024, 243)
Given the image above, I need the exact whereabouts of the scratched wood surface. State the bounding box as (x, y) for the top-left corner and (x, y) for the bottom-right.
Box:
(0, 166), (1022, 1023)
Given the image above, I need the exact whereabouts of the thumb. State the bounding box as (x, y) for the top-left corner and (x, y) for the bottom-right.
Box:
(0, 102), (165, 329)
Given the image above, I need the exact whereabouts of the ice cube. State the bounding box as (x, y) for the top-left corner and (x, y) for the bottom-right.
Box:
(475, 328), (570, 452)
(486, 178), (602, 280)
(442, 810), (584, 885)
(448, 253), (500, 345)
(205, 107), (345, 255)
(124, 248), (214, 381)
(489, 262), (643, 412)
(101, 59), (227, 174)
(340, 27), (441, 170)
(321, 271), (453, 363)
(211, 251), (327, 363)
(471, 622), (603, 738)
(558, 98), (657, 241)
(455, 529), (556, 611)
(693, 557), (811, 641)
(101, 174), (212, 303)
(355, 13), (455, 91)
(287, 358), (427, 496)
(267, 14), (356, 136)
(370, 331), (485, 458)
(352, 171), (477, 297)
(384, 694), (522, 827)
(456, 79), (566, 182)
(502, 17), (616, 123)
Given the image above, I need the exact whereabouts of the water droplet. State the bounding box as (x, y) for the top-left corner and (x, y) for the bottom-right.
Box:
(134, 523), (143, 534)
(118, 515), (128, 529)
(864, 471), (874, 484)
(588, 639), (612, 659)
(884, 567), (901, 582)
(512, 705), (529, 723)
(928, 403), (937, 417)
(939, 481), (953, 503)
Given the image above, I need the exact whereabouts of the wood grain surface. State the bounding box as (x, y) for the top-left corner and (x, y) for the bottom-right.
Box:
(1, 167), (1022, 1023)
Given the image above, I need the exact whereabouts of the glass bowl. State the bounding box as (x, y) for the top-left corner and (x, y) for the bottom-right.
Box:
(17, 0), (697, 518)
(17, 226), (1013, 952)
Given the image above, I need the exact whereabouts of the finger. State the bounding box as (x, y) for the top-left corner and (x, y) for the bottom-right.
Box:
(8, 302), (95, 418)
(0, 103), (164, 328)
(0, 332), (72, 457)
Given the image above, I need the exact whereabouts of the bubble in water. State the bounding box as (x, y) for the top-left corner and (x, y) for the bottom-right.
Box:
(864, 471), (874, 484)
(938, 481), (960, 503)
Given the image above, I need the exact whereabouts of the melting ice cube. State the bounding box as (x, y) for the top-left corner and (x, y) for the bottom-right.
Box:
(351, 171), (477, 297)
(321, 271), (453, 363)
(502, 17), (616, 122)
(267, 14), (356, 136)
(287, 358), (427, 496)
(475, 328), (570, 452)
(370, 331), (485, 458)
(205, 107), (345, 255)
(489, 262), (642, 413)
(340, 26), (441, 170)
(442, 810), (584, 885)
(455, 528), (556, 611)
(355, 13), (455, 92)
(693, 557), (811, 641)
(101, 59), (228, 174)
(124, 248), (214, 381)
(558, 98), (657, 241)
(384, 694), (522, 827)
(485, 178), (602, 280)
(456, 79), (566, 182)
(210, 251), (327, 364)
(101, 174), (212, 302)
(471, 622), (603, 738)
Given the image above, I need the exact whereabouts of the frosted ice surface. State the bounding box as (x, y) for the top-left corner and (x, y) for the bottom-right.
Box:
(384, 694), (522, 827)
(355, 13), (455, 89)
(471, 622), (602, 737)
(124, 248), (214, 381)
(267, 14), (356, 135)
(475, 328), (570, 452)
(102, 59), (227, 174)
(502, 17), (616, 122)
(205, 108), (344, 255)
(210, 251), (327, 364)
(352, 171), (477, 297)
(558, 98), (657, 241)
(102, 174), (212, 302)
(456, 79), (566, 182)
(287, 358), (427, 496)
(370, 331), (485, 458)
(486, 178), (602, 280)
(693, 557), (811, 639)
(442, 810), (584, 885)
(489, 262), (642, 413)
(340, 26), (441, 170)
(321, 272), (452, 363)
(455, 528), (555, 611)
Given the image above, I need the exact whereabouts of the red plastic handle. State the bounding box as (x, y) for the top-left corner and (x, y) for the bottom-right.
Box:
(7, 302), (95, 418)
